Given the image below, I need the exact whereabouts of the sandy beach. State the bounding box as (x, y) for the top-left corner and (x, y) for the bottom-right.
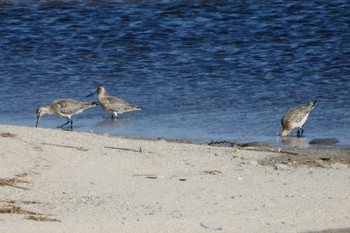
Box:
(0, 125), (349, 233)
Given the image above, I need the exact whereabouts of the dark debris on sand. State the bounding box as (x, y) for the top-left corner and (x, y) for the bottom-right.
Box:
(259, 148), (350, 168)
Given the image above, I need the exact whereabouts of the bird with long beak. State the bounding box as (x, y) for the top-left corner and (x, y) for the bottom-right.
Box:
(36, 99), (97, 129)
(281, 100), (317, 137)
(86, 85), (141, 119)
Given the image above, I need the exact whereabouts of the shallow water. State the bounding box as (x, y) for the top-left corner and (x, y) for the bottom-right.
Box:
(0, 0), (349, 147)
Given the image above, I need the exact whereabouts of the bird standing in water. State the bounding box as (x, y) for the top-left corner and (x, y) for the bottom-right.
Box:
(281, 100), (317, 137)
(36, 99), (97, 129)
(86, 85), (141, 119)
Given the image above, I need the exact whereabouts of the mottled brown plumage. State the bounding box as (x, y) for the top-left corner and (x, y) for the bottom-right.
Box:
(87, 86), (141, 119)
(281, 100), (317, 137)
(36, 99), (97, 129)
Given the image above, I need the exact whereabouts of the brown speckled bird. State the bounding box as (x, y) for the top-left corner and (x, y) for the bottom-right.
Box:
(86, 85), (141, 119)
(36, 99), (97, 129)
(281, 100), (317, 137)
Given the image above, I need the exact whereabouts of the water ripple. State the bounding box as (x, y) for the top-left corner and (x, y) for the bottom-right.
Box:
(0, 0), (349, 145)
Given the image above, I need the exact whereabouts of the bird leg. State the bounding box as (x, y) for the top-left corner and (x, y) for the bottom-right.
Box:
(111, 113), (118, 119)
(297, 128), (304, 137)
(58, 118), (71, 129)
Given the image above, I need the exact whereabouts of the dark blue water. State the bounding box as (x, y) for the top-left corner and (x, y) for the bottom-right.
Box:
(0, 0), (349, 147)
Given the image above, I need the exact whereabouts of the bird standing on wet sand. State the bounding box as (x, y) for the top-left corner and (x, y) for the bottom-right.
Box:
(86, 85), (141, 119)
(281, 100), (317, 137)
(36, 99), (97, 129)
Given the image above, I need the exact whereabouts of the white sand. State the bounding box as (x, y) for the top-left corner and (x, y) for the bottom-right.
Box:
(0, 125), (349, 233)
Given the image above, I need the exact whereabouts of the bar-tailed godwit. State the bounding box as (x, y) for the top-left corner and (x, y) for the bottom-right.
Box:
(36, 99), (97, 129)
(86, 85), (141, 119)
(281, 100), (317, 137)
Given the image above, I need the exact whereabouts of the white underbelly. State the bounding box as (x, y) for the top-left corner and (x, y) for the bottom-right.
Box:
(296, 113), (310, 128)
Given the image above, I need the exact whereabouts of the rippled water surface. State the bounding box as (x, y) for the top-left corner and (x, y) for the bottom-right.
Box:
(0, 0), (349, 147)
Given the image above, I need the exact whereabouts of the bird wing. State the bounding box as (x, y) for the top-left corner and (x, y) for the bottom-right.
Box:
(53, 99), (91, 115)
(283, 105), (310, 123)
(100, 95), (139, 112)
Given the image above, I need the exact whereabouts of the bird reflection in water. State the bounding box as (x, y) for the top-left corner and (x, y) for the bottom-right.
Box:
(281, 136), (309, 148)
(95, 118), (135, 129)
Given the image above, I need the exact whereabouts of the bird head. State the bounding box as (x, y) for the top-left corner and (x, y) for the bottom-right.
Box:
(35, 107), (49, 128)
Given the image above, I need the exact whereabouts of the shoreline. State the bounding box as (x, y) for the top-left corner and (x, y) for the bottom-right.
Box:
(1, 125), (350, 233)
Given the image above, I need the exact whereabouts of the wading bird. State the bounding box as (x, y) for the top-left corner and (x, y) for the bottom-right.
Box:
(281, 100), (317, 137)
(86, 85), (141, 119)
(36, 99), (97, 129)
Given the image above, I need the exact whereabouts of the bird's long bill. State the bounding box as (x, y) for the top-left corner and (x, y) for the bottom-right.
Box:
(35, 115), (40, 128)
(86, 92), (96, 98)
